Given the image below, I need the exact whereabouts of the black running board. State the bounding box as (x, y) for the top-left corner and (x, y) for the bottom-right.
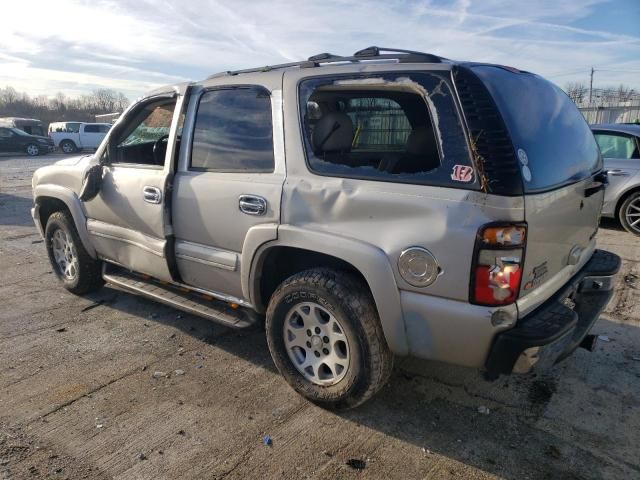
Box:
(103, 266), (255, 329)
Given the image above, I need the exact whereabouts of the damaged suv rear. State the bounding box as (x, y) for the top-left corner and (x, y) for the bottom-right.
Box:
(32, 47), (620, 408)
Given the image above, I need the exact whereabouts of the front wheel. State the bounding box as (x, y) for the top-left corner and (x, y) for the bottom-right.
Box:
(619, 192), (640, 236)
(45, 211), (104, 294)
(60, 140), (77, 154)
(25, 143), (40, 156)
(266, 268), (393, 410)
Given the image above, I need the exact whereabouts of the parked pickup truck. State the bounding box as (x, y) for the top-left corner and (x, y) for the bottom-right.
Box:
(31, 47), (621, 409)
(49, 122), (111, 153)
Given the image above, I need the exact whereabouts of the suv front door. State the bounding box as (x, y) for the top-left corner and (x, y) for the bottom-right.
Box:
(172, 79), (284, 302)
(83, 88), (187, 281)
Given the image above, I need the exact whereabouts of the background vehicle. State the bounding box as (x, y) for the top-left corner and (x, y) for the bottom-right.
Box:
(31, 47), (619, 409)
(592, 124), (640, 236)
(0, 127), (54, 156)
(0, 117), (45, 136)
(49, 122), (111, 153)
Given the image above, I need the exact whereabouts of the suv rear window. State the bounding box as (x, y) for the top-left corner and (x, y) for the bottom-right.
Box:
(299, 72), (476, 188)
(472, 66), (601, 192)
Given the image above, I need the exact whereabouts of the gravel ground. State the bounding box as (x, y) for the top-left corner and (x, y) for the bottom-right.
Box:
(1, 153), (639, 480)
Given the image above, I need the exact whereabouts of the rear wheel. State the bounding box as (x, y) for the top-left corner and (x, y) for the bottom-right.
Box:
(60, 140), (77, 154)
(619, 191), (640, 236)
(25, 143), (40, 156)
(266, 268), (393, 410)
(45, 211), (104, 294)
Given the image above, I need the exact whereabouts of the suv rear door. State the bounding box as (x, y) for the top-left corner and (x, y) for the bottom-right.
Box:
(171, 73), (284, 301)
(471, 66), (603, 316)
(80, 124), (103, 148)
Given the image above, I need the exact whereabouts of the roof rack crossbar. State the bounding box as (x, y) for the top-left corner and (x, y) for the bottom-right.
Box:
(206, 46), (444, 79)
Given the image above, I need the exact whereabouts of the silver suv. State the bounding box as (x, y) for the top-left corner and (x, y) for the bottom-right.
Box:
(31, 47), (621, 409)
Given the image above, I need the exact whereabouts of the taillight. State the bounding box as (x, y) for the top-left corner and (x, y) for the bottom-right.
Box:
(471, 224), (526, 306)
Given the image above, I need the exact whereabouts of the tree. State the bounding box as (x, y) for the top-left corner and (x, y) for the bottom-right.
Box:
(0, 85), (130, 128)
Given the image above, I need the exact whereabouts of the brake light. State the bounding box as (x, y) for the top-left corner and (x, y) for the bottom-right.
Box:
(471, 224), (526, 306)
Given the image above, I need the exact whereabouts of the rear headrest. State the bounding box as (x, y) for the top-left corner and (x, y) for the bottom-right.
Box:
(406, 125), (436, 156)
(312, 112), (354, 153)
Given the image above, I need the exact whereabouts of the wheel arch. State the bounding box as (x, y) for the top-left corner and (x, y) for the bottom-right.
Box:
(60, 139), (78, 151)
(34, 184), (96, 258)
(248, 225), (408, 355)
(615, 185), (640, 220)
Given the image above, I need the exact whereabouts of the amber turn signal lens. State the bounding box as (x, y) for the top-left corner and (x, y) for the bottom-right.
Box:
(481, 226), (526, 247)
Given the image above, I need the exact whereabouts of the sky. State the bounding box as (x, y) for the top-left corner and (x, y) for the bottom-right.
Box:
(0, 0), (639, 100)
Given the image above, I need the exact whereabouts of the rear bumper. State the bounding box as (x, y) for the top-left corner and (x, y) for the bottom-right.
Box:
(485, 249), (621, 376)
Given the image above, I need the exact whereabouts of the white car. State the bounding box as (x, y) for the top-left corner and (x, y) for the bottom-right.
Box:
(49, 122), (111, 153)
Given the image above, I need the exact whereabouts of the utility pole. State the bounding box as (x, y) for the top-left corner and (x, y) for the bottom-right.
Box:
(589, 67), (594, 105)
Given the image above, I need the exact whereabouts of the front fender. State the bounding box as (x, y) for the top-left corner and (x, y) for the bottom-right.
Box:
(248, 225), (408, 356)
(34, 184), (96, 258)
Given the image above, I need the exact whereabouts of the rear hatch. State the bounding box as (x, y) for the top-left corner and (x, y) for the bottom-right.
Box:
(471, 66), (603, 316)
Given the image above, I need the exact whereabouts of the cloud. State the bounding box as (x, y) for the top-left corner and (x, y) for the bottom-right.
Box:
(0, 0), (638, 98)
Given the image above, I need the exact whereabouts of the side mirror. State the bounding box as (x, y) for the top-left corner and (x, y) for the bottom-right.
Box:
(79, 164), (104, 202)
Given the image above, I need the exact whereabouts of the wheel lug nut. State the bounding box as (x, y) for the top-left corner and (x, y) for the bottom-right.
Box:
(322, 348), (329, 355)
(323, 336), (329, 343)
(306, 329), (312, 337)
(315, 327), (321, 334)
(314, 351), (320, 358)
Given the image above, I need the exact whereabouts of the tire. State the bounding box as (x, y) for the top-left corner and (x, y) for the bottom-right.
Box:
(619, 191), (640, 236)
(60, 140), (77, 154)
(25, 143), (40, 156)
(45, 211), (104, 294)
(266, 268), (393, 410)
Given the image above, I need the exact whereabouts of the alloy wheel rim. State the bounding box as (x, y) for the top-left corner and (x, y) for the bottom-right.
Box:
(283, 302), (350, 386)
(27, 145), (38, 155)
(51, 229), (78, 280)
(625, 198), (640, 233)
(62, 143), (72, 153)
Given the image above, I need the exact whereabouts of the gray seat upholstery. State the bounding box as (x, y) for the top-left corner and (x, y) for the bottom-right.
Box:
(312, 112), (354, 154)
(380, 125), (439, 173)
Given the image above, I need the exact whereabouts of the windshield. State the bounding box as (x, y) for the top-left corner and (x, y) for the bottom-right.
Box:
(11, 128), (30, 136)
(472, 66), (601, 192)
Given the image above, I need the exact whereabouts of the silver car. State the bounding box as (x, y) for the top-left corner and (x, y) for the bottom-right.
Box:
(592, 124), (640, 236)
(31, 47), (621, 409)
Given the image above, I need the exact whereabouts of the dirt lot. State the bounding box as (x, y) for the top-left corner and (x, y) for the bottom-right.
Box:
(1, 154), (639, 480)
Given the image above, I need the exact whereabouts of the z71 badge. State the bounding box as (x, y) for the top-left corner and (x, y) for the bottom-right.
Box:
(524, 261), (548, 291)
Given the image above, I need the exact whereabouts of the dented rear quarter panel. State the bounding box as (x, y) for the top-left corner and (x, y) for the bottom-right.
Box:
(280, 64), (525, 365)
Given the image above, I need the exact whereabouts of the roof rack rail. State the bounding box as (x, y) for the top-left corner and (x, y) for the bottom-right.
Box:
(207, 46), (444, 79)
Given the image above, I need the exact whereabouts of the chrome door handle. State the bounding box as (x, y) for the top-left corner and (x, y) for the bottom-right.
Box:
(143, 186), (162, 204)
(607, 169), (630, 176)
(238, 194), (267, 216)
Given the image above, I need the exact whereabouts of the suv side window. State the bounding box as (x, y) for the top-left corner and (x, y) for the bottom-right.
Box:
(299, 72), (476, 188)
(0, 128), (14, 138)
(190, 87), (274, 173)
(594, 132), (640, 159)
(110, 98), (177, 166)
(84, 124), (100, 133)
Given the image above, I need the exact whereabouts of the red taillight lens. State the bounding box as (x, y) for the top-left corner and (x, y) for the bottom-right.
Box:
(471, 224), (526, 306)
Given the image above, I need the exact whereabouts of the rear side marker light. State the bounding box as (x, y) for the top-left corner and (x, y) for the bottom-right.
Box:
(471, 224), (527, 306)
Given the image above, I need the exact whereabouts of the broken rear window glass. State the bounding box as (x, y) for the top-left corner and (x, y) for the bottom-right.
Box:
(298, 72), (477, 189)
